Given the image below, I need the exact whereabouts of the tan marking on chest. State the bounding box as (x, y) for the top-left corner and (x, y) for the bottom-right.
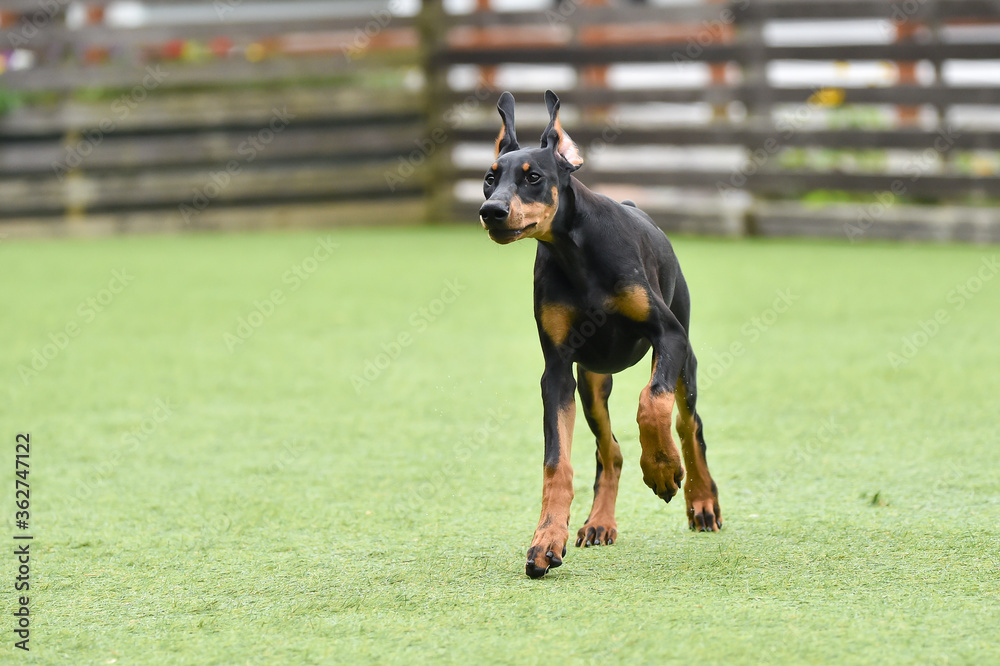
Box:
(540, 303), (575, 346)
(608, 285), (650, 321)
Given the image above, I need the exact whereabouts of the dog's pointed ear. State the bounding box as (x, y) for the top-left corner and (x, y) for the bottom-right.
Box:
(495, 91), (519, 157)
(540, 90), (583, 171)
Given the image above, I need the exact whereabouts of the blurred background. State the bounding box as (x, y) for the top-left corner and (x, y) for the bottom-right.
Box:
(1, 0), (999, 242)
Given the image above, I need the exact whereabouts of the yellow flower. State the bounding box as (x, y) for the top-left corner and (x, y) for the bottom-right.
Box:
(809, 88), (846, 107)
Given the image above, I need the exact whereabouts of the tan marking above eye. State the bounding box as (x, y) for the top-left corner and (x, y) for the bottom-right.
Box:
(491, 162), (498, 171)
(539, 303), (574, 346)
(609, 285), (650, 321)
(522, 162), (531, 172)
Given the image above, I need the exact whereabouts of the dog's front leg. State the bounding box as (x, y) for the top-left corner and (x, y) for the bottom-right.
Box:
(525, 355), (576, 579)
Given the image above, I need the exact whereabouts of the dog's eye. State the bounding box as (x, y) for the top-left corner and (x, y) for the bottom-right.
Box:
(527, 173), (541, 184)
(485, 173), (495, 186)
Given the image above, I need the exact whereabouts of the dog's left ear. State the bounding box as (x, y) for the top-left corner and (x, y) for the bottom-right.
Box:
(540, 90), (583, 171)
(495, 91), (519, 157)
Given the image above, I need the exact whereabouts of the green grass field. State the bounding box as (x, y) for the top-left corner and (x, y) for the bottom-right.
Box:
(3, 227), (999, 664)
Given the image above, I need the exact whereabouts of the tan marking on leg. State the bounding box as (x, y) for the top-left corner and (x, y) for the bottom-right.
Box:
(577, 371), (622, 547)
(676, 378), (720, 530)
(539, 303), (574, 346)
(637, 383), (683, 502)
(540, 404), (576, 526)
(608, 285), (650, 321)
(528, 402), (576, 575)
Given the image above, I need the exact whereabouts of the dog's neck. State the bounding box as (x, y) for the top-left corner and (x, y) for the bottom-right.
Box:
(536, 177), (594, 283)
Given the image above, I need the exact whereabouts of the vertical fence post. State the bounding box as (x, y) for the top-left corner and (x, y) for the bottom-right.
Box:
(739, 1), (768, 237)
(419, 0), (453, 224)
(576, 0), (610, 124)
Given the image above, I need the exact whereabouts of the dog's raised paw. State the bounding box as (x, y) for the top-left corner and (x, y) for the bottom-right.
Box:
(640, 455), (684, 504)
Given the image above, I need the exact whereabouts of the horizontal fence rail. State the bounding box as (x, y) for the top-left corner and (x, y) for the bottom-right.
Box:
(0, 0), (999, 241)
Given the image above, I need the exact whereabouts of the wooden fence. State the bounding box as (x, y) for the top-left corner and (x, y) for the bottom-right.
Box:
(1, 0), (999, 241)
(0, 1), (426, 236)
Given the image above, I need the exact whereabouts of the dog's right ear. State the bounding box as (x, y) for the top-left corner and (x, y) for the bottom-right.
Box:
(495, 91), (519, 157)
(540, 90), (583, 171)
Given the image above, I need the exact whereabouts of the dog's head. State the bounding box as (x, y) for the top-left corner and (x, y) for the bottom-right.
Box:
(479, 91), (583, 245)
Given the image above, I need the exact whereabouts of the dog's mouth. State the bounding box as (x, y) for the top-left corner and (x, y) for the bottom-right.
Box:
(487, 223), (536, 245)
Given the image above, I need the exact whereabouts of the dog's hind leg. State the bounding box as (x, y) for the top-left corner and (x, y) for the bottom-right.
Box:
(575, 368), (622, 547)
(635, 320), (688, 505)
(676, 352), (722, 531)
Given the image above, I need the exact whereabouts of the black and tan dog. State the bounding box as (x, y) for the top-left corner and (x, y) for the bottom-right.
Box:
(479, 91), (722, 579)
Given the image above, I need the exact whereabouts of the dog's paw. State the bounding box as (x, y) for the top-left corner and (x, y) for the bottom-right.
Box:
(525, 529), (568, 579)
(575, 519), (617, 547)
(640, 454), (684, 503)
(686, 493), (722, 532)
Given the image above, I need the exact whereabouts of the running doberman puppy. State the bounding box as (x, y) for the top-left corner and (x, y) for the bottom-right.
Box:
(478, 91), (722, 579)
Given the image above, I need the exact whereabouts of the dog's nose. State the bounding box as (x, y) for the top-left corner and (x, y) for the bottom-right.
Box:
(479, 201), (510, 226)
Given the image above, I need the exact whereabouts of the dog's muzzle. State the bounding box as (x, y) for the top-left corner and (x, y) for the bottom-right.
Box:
(479, 200), (510, 228)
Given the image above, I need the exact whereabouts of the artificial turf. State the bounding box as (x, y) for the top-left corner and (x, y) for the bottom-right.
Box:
(2, 226), (998, 664)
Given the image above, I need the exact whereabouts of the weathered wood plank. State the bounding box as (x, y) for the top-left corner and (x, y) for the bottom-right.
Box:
(0, 123), (423, 175)
(753, 201), (1000, 243)
(0, 17), (418, 50)
(437, 40), (1000, 66)
(0, 199), (425, 239)
(450, 127), (1000, 151)
(0, 162), (420, 216)
(1, 51), (418, 92)
(0, 87), (422, 137)
(444, 86), (1000, 109)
